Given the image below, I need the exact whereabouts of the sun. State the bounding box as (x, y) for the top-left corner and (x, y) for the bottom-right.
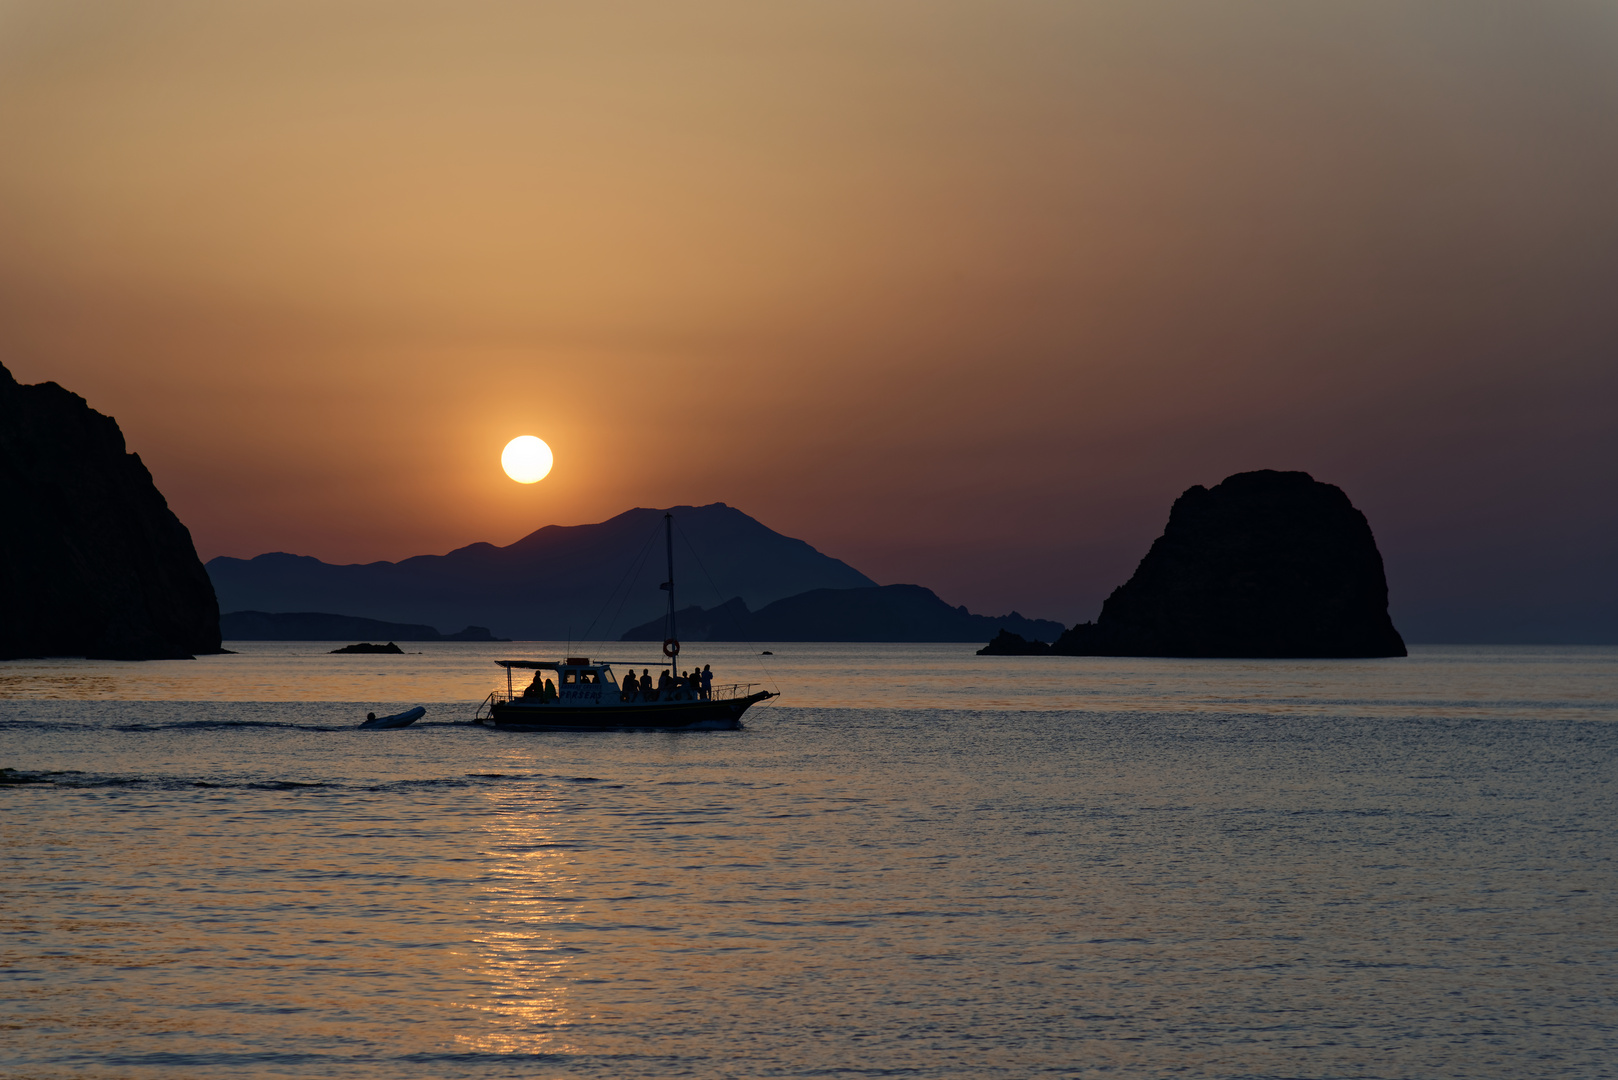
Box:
(501, 436), (553, 484)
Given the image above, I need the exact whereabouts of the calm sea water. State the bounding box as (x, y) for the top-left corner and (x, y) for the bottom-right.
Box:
(2, 643), (1615, 1078)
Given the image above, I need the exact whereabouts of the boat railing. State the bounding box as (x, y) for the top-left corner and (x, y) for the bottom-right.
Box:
(476, 682), (762, 717)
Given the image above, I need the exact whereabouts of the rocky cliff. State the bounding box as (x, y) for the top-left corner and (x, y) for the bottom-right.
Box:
(983, 470), (1406, 658)
(0, 363), (222, 659)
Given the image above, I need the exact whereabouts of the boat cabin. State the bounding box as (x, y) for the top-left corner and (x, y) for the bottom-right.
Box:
(497, 658), (622, 705)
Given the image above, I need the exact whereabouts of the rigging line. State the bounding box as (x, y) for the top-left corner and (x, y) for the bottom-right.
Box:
(577, 520), (662, 648)
(674, 521), (781, 698)
(579, 520), (661, 648)
(598, 532), (660, 651)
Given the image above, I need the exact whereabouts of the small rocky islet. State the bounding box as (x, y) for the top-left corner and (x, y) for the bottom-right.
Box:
(330, 642), (405, 655)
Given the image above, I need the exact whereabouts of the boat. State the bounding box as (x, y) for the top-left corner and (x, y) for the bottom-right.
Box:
(359, 705), (426, 729)
(474, 513), (774, 731)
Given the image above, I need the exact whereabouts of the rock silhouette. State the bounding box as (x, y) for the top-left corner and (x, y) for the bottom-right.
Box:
(977, 629), (1054, 655)
(621, 584), (1065, 643)
(982, 470), (1406, 658)
(330, 641), (404, 654)
(0, 362), (222, 660)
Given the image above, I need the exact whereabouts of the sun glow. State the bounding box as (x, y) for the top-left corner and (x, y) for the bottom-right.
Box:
(501, 436), (553, 484)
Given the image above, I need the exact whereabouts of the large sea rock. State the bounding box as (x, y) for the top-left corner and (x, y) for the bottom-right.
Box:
(983, 470), (1406, 658)
(0, 363), (222, 660)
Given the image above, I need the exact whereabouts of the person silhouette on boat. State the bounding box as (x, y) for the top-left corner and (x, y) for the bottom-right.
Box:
(522, 674), (557, 703)
(700, 664), (713, 700)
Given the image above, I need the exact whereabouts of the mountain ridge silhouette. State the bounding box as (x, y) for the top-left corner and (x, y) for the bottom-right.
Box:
(208, 503), (877, 641)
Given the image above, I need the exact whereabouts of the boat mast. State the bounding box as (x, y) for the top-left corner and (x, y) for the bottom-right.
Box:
(664, 512), (677, 673)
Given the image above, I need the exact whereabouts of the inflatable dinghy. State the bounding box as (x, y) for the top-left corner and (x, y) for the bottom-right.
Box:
(359, 706), (426, 729)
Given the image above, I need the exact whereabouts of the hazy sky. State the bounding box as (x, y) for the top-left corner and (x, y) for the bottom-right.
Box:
(3, 1), (1615, 641)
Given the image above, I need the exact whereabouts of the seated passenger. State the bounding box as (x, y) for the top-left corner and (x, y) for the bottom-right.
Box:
(542, 677), (556, 702)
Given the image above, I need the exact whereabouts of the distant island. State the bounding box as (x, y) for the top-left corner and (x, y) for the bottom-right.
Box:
(0, 362), (223, 660)
(222, 611), (508, 642)
(207, 503), (875, 641)
(209, 505), (1070, 644)
(330, 641), (404, 654)
(981, 470), (1407, 658)
(621, 584), (1064, 643)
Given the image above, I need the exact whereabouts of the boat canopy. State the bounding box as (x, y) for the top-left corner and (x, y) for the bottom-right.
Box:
(495, 659), (650, 670)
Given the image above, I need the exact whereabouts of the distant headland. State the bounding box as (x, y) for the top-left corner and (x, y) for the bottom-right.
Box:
(620, 584), (1063, 644)
(981, 470), (1407, 659)
(222, 611), (507, 642)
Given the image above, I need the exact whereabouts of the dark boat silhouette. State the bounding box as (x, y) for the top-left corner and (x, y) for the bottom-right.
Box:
(474, 513), (774, 731)
(359, 705), (425, 729)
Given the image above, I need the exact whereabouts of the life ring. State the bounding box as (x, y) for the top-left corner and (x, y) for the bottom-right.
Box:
(662, 638), (681, 658)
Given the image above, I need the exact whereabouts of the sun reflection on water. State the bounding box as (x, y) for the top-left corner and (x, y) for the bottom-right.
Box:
(452, 786), (587, 1057)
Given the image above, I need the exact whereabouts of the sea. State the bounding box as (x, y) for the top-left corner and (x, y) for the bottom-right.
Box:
(2, 642), (1614, 1079)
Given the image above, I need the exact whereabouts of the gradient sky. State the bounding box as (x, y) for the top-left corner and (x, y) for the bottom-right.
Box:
(3, 1), (1616, 641)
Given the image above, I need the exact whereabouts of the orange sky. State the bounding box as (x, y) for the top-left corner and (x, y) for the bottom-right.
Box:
(3, 2), (1616, 640)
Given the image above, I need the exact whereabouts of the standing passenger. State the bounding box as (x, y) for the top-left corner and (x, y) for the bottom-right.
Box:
(700, 664), (713, 700)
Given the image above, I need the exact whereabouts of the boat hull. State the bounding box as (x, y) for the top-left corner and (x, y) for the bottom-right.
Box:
(359, 706), (426, 729)
(483, 691), (772, 731)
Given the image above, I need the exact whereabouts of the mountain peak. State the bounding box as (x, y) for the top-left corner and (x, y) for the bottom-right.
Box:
(207, 504), (874, 639)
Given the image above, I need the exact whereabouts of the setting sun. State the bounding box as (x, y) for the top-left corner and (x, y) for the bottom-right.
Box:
(500, 436), (553, 484)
